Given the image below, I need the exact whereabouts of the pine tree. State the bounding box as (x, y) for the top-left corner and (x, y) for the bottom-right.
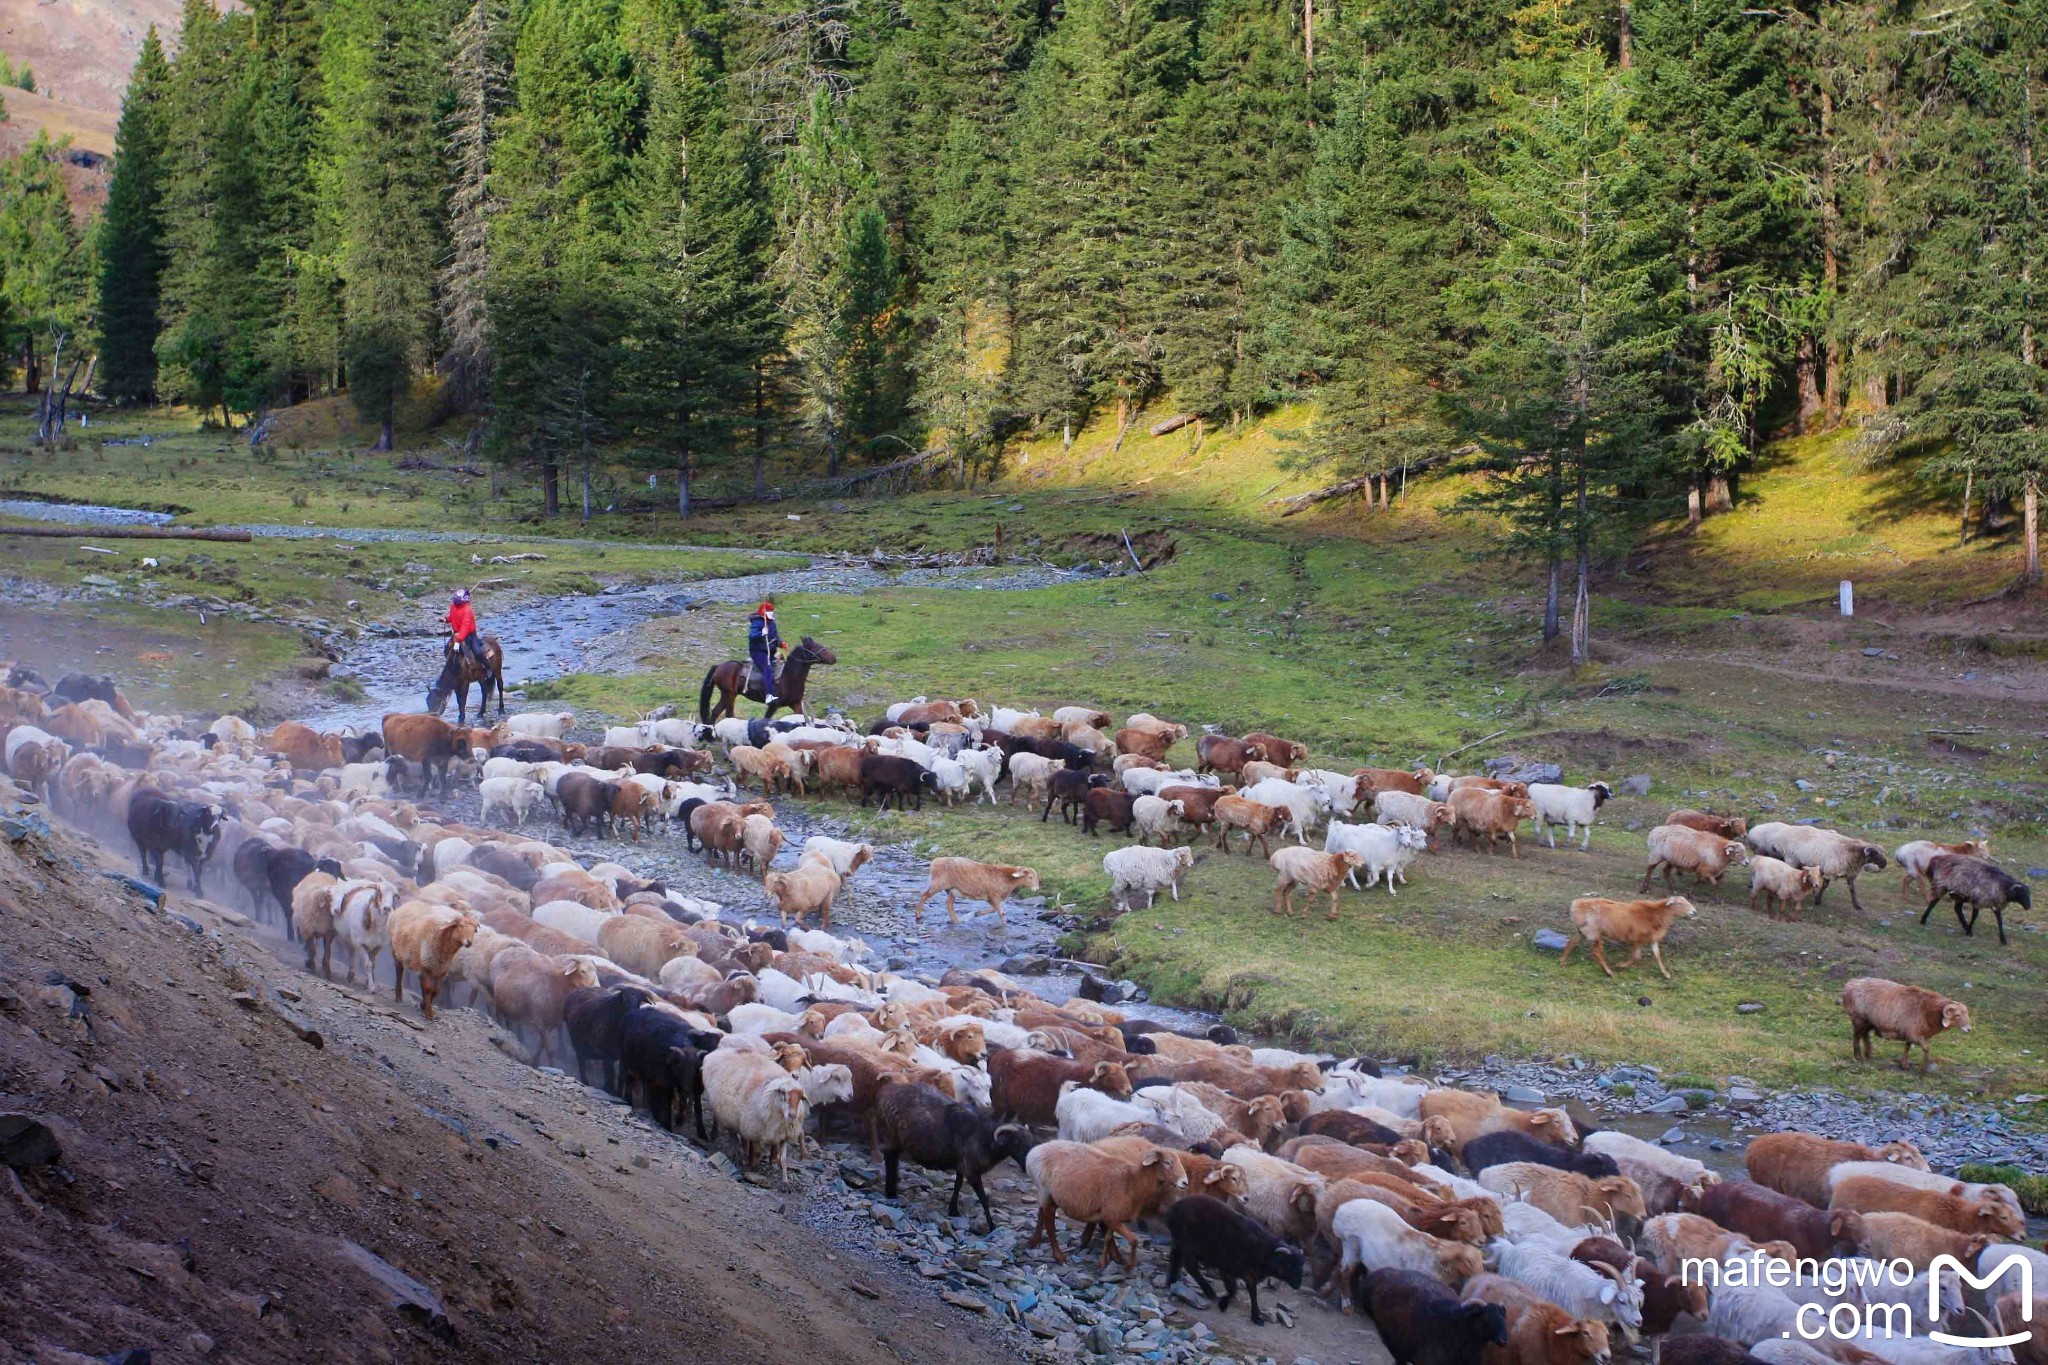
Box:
(487, 0), (645, 517)
(0, 132), (93, 418)
(1454, 48), (1676, 662)
(247, 0), (334, 404)
(628, 28), (780, 516)
(1898, 0), (2048, 583)
(441, 0), (513, 412)
(98, 26), (174, 405)
(318, 0), (450, 449)
(1006, 0), (1192, 444)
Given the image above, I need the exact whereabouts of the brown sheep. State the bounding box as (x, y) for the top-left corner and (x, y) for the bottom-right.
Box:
(1176, 1082), (1289, 1148)
(1448, 788), (1535, 858)
(989, 1052), (1132, 1126)
(1642, 824), (1748, 891)
(1461, 1273), (1612, 1365)
(1416, 1089), (1578, 1154)
(728, 744), (797, 795)
(266, 720), (345, 772)
(1026, 1141), (1188, 1268)
(1114, 727), (1175, 762)
(488, 947), (603, 1063)
(1667, 808), (1748, 840)
(1852, 1209), (1993, 1272)
(1743, 1133), (1928, 1208)
(1638, 1212), (1797, 1275)
(1196, 735), (1269, 782)
(1748, 855), (1826, 920)
(1689, 1180), (1864, 1261)
(1270, 846), (1365, 919)
(1559, 895), (1697, 980)
(739, 813), (784, 878)
(1279, 1136), (1448, 1191)
(1244, 733), (1308, 766)
(388, 901), (481, 1019)
(1352, 767), (1431, 799)
(1841, 976), (1971, 1071)
(810, 745), (866, 794)
(690, 803), (748, 870)
(1212, 795), (1284, 858)
(1477, 1162), (1649, 1237)
(1158, 784), (1225, 835)
(607, 782), (660, 842)
(1829, 1173), (2025, 1239)
(912, 857), (1041, 925)
(596, 915), (697, 978)
(1448, 775), (1529, 799)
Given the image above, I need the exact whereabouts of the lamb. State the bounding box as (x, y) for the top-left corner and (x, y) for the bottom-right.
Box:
(1323, 820), (1429, 893)
(1271, 846), (1364, 919)
(1691, 1179), (1865, 1261)
(1643, 824), (1749, 891)
(955, 746), (1002, 804)
(1025, 1140), (1188, 1268)
(1559, 895), (1697, 980)
(1528, 782), (1612, 851)
(1131, 794), (1191, 846)
(1477, 1163), (1649, 1239)
(1828, 1173), (2024, 1240)
(1743, 1133), (1929, 1208)
(477, 775), (546, 826)
(1373, 791), (1457, 849)
(872, 1081), (1034, 1230)
(1581, 1129), (1719, 1213)
(912, 857), (1040, 925)
(1492, 1241), (1643, 1336)
(1332, 1197), (1484, 1289)
(1448, 788), (1536, 858)
(702, 1047), (811, 1188)
(1354, 1268), (1509, 1365)
(1103, 843), (1195, 910)
(1417, 1089), (1578, 1153)
(763, 860), (843, 929)
(1747, 821), (1889, 912)
(739, 812), (785, 877)
(1212, 795), (1286, 857)
(1840, 976), (1971, 1071)
(1459, 1274), (1612, 1365)
(1749, 855), (1826, 920)
(387, 901), (480, 1019)
(1896, 838), (1990, 899)
(1005, 752), (1060, 807)
(1919, 853), (2031, 945)
(1163, 1195), (1307, 1326)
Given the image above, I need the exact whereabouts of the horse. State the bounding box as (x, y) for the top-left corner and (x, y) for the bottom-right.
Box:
(426, 635), (506, 725)
(698, 636), (836, 723)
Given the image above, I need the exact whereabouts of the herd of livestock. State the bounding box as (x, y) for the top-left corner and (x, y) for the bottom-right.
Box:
(0, 668), (2040, 1363)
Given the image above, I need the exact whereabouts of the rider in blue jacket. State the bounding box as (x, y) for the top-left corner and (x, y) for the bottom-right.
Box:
(748, 598), (784, 705)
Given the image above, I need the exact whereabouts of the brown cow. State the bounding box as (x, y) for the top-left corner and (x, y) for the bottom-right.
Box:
(268, 720), (345, 773)
(381, 714), (469, 793)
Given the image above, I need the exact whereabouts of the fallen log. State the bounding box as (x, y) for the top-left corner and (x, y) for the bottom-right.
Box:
(1148, 413), (1196, 437)
(1269, 445), (1478, 516)
(0, 525), (253, 542)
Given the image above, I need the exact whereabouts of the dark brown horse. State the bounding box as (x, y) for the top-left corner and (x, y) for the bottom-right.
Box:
(427, 635), (506, 725)
(698, 636), (835, 723)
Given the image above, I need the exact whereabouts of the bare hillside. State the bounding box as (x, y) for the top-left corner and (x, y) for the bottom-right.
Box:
(1, 0), (183, 114)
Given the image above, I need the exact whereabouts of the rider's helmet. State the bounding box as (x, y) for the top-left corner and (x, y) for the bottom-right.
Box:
(452, 589), (471, 605)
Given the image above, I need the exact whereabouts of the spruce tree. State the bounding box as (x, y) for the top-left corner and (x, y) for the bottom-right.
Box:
(98, 26), (174, 405)
(441, 0), (513, 412)
(1454, 49), (1675, 662)
(0, 132), (92, 411)
(318, 0), (450, 449)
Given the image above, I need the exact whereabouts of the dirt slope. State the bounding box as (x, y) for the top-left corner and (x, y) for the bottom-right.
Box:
(1, 0), (184, 114)
(0, 817), (1019, 1365)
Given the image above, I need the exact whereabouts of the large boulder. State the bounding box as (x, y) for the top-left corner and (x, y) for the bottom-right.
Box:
(1484, 755), (1564, 787)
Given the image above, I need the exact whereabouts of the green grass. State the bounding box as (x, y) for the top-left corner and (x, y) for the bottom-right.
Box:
(9, 394), (2048, 1103)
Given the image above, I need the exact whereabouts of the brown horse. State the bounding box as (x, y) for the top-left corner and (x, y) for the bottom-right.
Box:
(698, 636), (835, 722)
(427, 635), (506, 725)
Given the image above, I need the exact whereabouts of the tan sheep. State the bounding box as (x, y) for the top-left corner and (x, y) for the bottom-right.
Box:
(1748, 855), (1825, 920)
(1841, 976), (1971, 1071)
(763, 860), (844, 928)
(1270, 846), (1364, 919)
(1642, 823), (1747, 891)
(1559, 895), (1696, 980)
(1025, 1140), (1188, 1268)
(912, 857), (1040, 925)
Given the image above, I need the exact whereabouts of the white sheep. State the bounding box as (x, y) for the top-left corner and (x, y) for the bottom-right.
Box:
(480, 756), (537, 783)
(1374, 789), (1448, 832)
(1747, 821), (1890, 911)
(532, 899), (617, 946)
(1294, 769), (1364, 814)
(712, 717), (754, 752)
(1313, 1071), (1430, 1116)
(788, 926), (869, 960)
(1102, 843), (1196, 910)
(1054, 1084), (1156, 1142)
(479, 776), (545, 826)
(702, 1048), (811, 1188)
(645, 717), (709, 746)
(331, 880), (394, 988)
(929, 756), (970, 804)
(1496, 1199), (1596, 1251)
(1131, 1086), (1232, 1141)
(601, 725), (646, 749)
(1131, 795), (1190, 845)
(1239, 777), (1330, 842)
(753, 967), (812, 1013)
(1704, 1283), (1817, 1350)
(1492, 1241), (1642, 1334)
(800, 836), (875, 880)
(503, 711), (575, 739)
(333, 762), (391, 799)
(1580, 1129), (1717, 1210)
(1006, 752), (1060, 806)
(1322, 820), (1429, 892)
(1527, 781), (1612, 851)
(726, 1002), (818, 1035)
(989, 706), (1039, 733)
(1332, 1197), (1464, 1284)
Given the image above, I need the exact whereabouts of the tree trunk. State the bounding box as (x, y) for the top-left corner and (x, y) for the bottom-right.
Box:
(1960, 466), (1973, 546)
(2026, 476), (2041, 585)
(1795, 336), (1823, 433)
(1687, 485), (1702, 530)
(752, 367), (768, 501)
(1864, 369), (1888, 413)
(24, 336), (39, 396)
(1542, 557), (1561, 646)
(1705, 475), (1733, 514)
(1819, 87), (1843, 426)
(374, 414), (394, 452)
(1111, 398), (1132, 453)
(1061, 419), (1073, 454)
(1571, 542), (1591, 665)
(542, 457), (559, 517)
(1617, 0), (1632, 69)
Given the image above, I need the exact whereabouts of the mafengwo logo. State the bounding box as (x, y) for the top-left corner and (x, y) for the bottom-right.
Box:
(1927, 1253), (2032, 1349)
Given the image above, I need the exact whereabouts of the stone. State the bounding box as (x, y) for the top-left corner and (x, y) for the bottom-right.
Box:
(340, 1238), (454, 1342)
(1000, 955), (1054, 976)
(1532, 929), (1570, 953)
(1087, 1325), (1125, 1354)
(1025, 1310), (1070, 1338)
(1621, 774), (1653, 796)
(1483, 756), (1564, 787)
(1863, 647), (1886, 657)
(1736, 1002), (1765, 1015)
(1794, 779), (1816, 792)
(1645, 1094), (1689, 1115)
(0, 1112), (62, 1169)
(1727, 1087), (1764, 1103)
(1503, 1085), (1546, 1105)
(1660, 1127), (1686, 1145)
(941, 1291), (990, 1313)
(1076, 974), (1128, 1005)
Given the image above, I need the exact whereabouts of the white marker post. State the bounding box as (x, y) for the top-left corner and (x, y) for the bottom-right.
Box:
(1840, 580), (1854, 617)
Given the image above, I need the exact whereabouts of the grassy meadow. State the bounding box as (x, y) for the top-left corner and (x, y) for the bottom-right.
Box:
(5, 396), (2048, 1101)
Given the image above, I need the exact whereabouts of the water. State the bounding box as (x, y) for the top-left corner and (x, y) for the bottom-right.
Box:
(0, 498), (174, 527)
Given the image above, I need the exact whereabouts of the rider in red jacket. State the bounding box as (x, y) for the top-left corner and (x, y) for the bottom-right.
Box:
(446, 589), (485, 666)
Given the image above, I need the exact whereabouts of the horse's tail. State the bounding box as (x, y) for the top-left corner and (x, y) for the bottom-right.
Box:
(490, 648), (506, 716)
(697, 667), (719, 724)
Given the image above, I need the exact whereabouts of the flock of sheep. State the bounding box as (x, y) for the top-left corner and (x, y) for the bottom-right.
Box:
(0, 670), (2038, 1364)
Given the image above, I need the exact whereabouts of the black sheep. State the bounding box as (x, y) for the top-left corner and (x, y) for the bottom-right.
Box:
(1922, 853), (2032, 945)
(1162, 1194), (1306, 1326)
(745, 925), (790, 952)
(674, 797), (708, 851)
(1299, 1110), (1406, 1148)
(619, 1008), (717, 1137)
(858, 753), (937, 811)
(1119, 1019), (1240, 1047)
(872, 1081), (1034, 1230)
(1041, 769), (1109, 825)
(126, 790), (222, 893)
(262, 848), (344, 937)
(564, 985), (654, 1095)
(1461, 1129), (1620, 1179)
(340, 732), (385, 763)
(1352, 1267), (1507, 1365)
